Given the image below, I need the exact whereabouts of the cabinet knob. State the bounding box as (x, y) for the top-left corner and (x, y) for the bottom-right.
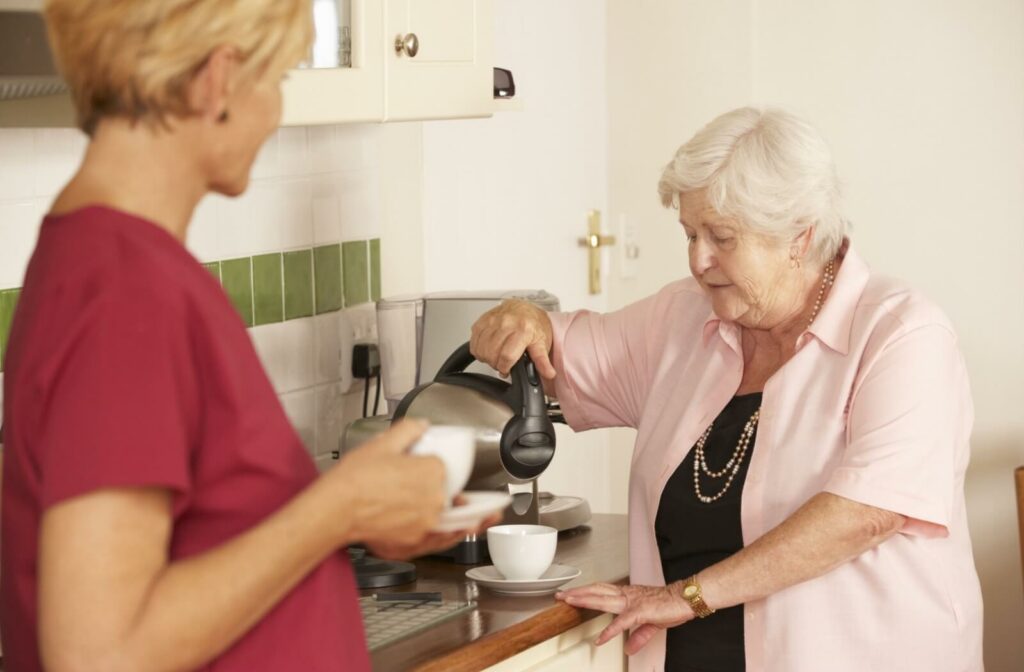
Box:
(395, 33), (420, 58)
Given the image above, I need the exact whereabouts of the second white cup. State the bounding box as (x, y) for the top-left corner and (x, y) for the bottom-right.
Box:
(409, 425), (475, 506)
(487, 524), (558, 580)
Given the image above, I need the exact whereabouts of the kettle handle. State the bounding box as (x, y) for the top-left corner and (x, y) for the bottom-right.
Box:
(436, 343), (546, 419)
(435, 342), (477, 376)
(433, 342), (556, 481)
(436, 342), (545, 410)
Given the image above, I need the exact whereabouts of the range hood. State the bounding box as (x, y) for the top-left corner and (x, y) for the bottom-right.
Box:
(0, 2), (68, 101)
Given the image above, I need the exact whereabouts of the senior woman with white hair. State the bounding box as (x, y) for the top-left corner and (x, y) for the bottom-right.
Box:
(470, 107), (983, 672)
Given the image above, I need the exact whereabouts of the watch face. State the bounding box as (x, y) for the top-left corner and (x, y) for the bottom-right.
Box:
(683, 585), (698, 598)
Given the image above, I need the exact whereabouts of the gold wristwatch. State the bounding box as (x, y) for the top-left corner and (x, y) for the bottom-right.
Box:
(680, 575), (715, 618)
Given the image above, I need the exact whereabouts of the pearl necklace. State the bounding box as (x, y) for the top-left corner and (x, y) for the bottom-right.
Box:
(692, 258), (836, 504)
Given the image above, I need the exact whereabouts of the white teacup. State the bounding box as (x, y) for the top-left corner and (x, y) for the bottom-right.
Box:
(487, 524), (558, 580)
(409, 425), (475, 506)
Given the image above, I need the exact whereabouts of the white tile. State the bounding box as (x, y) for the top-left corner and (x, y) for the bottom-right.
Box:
(314, 382), (346, 457)
(337, 167), (382, 241)
(315, 383), (371, 457)
(280, 387), (316, 455)
(185, 194), (222, 262)
(314, 312), (341, 385)
(307, 125), (341, 174)
(311, 178), (341, 245)
(250, 131), (279, 181)
(277, 178), (314, 250)
(277, 127), (309, 177)
(218, 185), (280, 258)
(342, 385), (371, 425)
(336, 124), (380, 170)
(0, 130), (36, 201)
(249, 318), (316, 394)
(0, 199), (46, 288)
(32, 129), (85, 197)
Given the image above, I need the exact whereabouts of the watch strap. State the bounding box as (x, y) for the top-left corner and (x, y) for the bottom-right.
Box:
(681, 575), (716, 618)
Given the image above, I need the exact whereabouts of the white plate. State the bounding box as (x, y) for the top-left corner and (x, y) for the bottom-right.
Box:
(466, 564), (582, 596)
(434, 491), (512, 532)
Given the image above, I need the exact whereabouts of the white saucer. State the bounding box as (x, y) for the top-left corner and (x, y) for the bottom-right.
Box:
(466, 564), (582, 596)
(434, 491), (512, 532)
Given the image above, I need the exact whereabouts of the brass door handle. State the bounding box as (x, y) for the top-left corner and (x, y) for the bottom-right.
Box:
(577, 210), (616, 294)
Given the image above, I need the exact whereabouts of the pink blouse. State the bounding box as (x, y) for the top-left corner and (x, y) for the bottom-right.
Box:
(549, 243), (983, 672)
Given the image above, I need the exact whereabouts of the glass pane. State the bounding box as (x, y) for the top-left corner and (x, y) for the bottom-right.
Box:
(303, 0), (352, 69)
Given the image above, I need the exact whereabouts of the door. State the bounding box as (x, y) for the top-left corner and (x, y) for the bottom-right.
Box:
(384, 0), (493, 121)
(417, 0), (627, 514)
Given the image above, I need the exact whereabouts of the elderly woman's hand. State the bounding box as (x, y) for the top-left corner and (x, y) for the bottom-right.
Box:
(556, 582), (693, 655)
(470, 299), (557, 380)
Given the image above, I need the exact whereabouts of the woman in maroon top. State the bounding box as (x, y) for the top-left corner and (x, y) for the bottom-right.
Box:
(0, 2), (488, 671)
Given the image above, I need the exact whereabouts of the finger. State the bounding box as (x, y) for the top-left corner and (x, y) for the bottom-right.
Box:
(369, 418), (430, 454)
(624, 624), (660, 655)
(471, 325), (505, 371)
(557, 583), (621, 599)
(525, 341), (557, 381)
(595, 611), (638, 646)
(561, 593), (628, 614)
(494, 330), (528, 376)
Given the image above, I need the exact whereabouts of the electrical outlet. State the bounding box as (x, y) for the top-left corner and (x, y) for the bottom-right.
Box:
(336, 303), (377, 394)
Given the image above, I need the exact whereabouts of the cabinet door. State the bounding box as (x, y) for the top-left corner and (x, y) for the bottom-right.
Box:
(384, 0), (493, 121)
(282, 0), (385, 125)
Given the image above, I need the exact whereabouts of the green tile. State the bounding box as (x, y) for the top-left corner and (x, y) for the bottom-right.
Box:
(342, 241), (369, 307)
(313, 244), (342, 314)
(221, 257), (254, 327)
(252, 253), (284, 325)
(0, 289), (22, 373)
(203, 261), (221, 283)
(369, 238), (381, 302)
(283, 250), (314, 319)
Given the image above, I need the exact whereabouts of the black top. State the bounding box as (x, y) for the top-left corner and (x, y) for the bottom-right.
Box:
(655, 393), (762, 672)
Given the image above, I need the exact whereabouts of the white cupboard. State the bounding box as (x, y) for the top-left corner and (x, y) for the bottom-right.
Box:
(0, 0), (494, 127)
(282, 0), (493, 125)
(384, 0), (493, 121)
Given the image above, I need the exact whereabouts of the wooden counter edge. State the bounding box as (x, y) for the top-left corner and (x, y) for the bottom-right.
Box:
(410, 584), (627, 672)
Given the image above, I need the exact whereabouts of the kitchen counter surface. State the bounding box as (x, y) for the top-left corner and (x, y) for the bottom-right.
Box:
(367, 513), (629, 672)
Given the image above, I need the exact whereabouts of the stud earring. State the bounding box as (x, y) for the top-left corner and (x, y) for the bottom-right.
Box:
(789, 253), (801, 270)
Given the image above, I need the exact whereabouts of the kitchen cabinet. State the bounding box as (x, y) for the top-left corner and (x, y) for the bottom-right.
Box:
(281, 0), (385, 125)
(483, 615), (625, 672)
(0, 0), (493, 128)
(282, 0), (493, 125)
(383, 0), (493, 121)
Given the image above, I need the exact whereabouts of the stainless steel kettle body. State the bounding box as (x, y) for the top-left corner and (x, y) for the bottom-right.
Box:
(392, 343), (557, 489)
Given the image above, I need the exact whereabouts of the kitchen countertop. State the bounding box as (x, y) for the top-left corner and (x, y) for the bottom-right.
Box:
(366, 513), (629, 672)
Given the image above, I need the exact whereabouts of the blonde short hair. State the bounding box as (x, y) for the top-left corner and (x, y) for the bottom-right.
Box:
(658, 107), (848, 264)
(44, 0), (313, 135)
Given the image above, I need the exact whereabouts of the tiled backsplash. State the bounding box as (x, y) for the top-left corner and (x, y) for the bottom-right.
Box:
(0, 125), (390, 465)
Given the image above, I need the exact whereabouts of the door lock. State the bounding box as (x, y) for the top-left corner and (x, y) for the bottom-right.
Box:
(577, 210), (616, 295)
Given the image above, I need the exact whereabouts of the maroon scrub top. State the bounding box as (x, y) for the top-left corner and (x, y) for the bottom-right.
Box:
(1, 206), (368, 671)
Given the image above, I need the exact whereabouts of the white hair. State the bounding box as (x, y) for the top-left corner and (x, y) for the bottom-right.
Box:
(658, 107), (847, 263)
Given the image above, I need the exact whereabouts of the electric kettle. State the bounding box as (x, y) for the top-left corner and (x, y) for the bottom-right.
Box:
(391, 342), (557, 490)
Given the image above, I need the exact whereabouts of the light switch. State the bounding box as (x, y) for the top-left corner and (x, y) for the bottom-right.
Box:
(619, 213), (640, 279)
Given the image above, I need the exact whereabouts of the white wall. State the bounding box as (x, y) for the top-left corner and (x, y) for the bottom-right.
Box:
(606, 1), (1024, 668)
